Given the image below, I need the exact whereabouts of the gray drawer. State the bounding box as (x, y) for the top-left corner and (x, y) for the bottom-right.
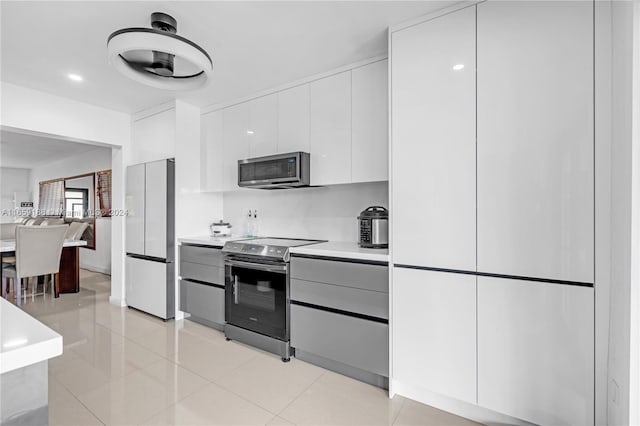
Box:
(180, 244), (224, 267)
(291, 304), (388, 377)
(291, 279), (388, 319)
(180, 261), (225, 286)
(179, 279), (225, 325)
(290, 257), (388, 293)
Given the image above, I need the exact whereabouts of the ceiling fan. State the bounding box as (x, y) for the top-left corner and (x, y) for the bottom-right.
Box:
(107, 12), (213, 90)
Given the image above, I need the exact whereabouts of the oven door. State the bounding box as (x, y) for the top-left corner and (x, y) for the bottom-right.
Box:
(225, 257), (289, 340)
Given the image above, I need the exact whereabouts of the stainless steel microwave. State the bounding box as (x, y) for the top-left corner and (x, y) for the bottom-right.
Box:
(238, 152), (310, 189)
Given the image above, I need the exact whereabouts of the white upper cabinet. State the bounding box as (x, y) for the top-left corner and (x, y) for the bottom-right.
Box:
(352, 60), (388, 183)
(476, 2), (594, 283)
(200, 110), (223, 192)
(393, 267), (477, 404)
(277, 84), (310, 154)
(477, 277), (594, 425)
(310, 71), (352, 186)
(222, 103), (249, 191)
(248, 93), (278, 157)
(391, 6), (476, 270)
(132, 109), (176, 164)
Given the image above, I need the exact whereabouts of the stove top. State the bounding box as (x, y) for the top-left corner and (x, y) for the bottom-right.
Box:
(222, 237), (324, 261)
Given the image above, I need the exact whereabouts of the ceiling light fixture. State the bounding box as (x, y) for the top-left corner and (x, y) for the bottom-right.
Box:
(67, 73), (83, 82)
(107, 12), (213, 91)
(452, 64), (465, 71)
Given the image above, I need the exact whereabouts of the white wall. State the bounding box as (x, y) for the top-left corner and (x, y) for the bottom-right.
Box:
(629, 2), (640, 424)
(223, 181), (388, 241)
(1, 82), (129, 147)
(30, 147), (112, 274)
(0, 167), (31, 223)
(608, 1), (635, 425)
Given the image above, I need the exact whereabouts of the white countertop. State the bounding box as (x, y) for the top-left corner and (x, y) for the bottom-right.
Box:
(1, 239), (87, 253)
(0, 297), (62, 374)
(290, 241), (389, 263)
(178, 235), (249, 248)
(178, 236), (388, 262)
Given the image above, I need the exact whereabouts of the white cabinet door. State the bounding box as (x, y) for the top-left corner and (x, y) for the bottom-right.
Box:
(144, 160), (168, 259)
(201, 110), (223, 192)
(352, 59), (388, 183)
(476, 2), (594, 283)
(477, 277), (594, 426)
(132, 109), (176, 164)
(393, 267), (477, 404)
(248, 93), (278, 157)
(391, 6), (476, 270)
(125, 163), (145, 255)
(310, 71), (352, 185)
(222, 103), (250, 191)
(277, 84), (310, 154)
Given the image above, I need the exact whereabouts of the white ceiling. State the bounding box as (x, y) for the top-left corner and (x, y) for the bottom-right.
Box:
(0, 129), (111, 169)
(0, 1), (449, 114)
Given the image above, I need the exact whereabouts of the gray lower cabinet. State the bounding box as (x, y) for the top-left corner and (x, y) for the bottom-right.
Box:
(290, 255), (389, 388)
(179, 279), (225, 329)
(179, 244), (226, 329)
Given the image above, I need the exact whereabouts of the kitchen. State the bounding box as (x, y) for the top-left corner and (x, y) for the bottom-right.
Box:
(0, 1), (639, 426)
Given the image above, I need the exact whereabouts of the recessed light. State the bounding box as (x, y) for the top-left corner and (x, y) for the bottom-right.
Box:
(68, 73), (83, 82)
(452, 64), (465, 71)
(247, 130), (255, 135)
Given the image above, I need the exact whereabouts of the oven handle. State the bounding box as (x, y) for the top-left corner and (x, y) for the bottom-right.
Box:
(225, 259), (288, 274)
(234, 275), (238, 304)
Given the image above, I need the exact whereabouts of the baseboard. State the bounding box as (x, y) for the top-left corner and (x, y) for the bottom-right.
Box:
(391, 379), (534, 426)
(109, 296), (126, 307)
(80, 264), (111, 275)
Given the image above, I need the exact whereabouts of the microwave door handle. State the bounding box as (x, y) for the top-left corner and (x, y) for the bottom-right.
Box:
(234, 275), (239, 305)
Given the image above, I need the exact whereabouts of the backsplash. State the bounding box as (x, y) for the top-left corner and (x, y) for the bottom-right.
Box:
(223, 181), (388, 241)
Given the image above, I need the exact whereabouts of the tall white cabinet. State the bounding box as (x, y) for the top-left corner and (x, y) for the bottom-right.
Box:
(391, 6), (476, 271)
(477, 277), (594, 426)
(390, 2), (596, 425)
(393, 268), (477, 404)
(476, 1), (594, 283)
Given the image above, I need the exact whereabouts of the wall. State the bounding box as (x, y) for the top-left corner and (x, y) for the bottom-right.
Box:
(1, 83), (129, 147)
(629, 1), (640, 424)
(0, 167), (31, 223)
(30, 147), (112, 274)
(608, 1), (635, 425)
(223, 181), (388, 241)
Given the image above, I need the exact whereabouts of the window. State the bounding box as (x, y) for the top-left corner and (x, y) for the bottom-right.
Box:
(97, 170), (112, 217)
(65, 188), (88, 218)
(38, 180), (64, 217)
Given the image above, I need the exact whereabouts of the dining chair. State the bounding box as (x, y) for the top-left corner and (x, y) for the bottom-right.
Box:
(1, 225), (67, 304)
(65, 221), (88, 240)
(40, 218), (65, 226)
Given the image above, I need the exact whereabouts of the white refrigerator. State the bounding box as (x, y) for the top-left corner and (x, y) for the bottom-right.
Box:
(125, 158), (175, 319)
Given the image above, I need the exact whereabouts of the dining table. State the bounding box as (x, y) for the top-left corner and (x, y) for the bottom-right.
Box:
(1, 239), (87, 299)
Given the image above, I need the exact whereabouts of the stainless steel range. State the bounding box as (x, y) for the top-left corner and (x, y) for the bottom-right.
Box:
(222, 238), (322, 361)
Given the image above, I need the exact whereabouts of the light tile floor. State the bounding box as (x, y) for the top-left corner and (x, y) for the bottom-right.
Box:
(16, 269), (481, 426)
